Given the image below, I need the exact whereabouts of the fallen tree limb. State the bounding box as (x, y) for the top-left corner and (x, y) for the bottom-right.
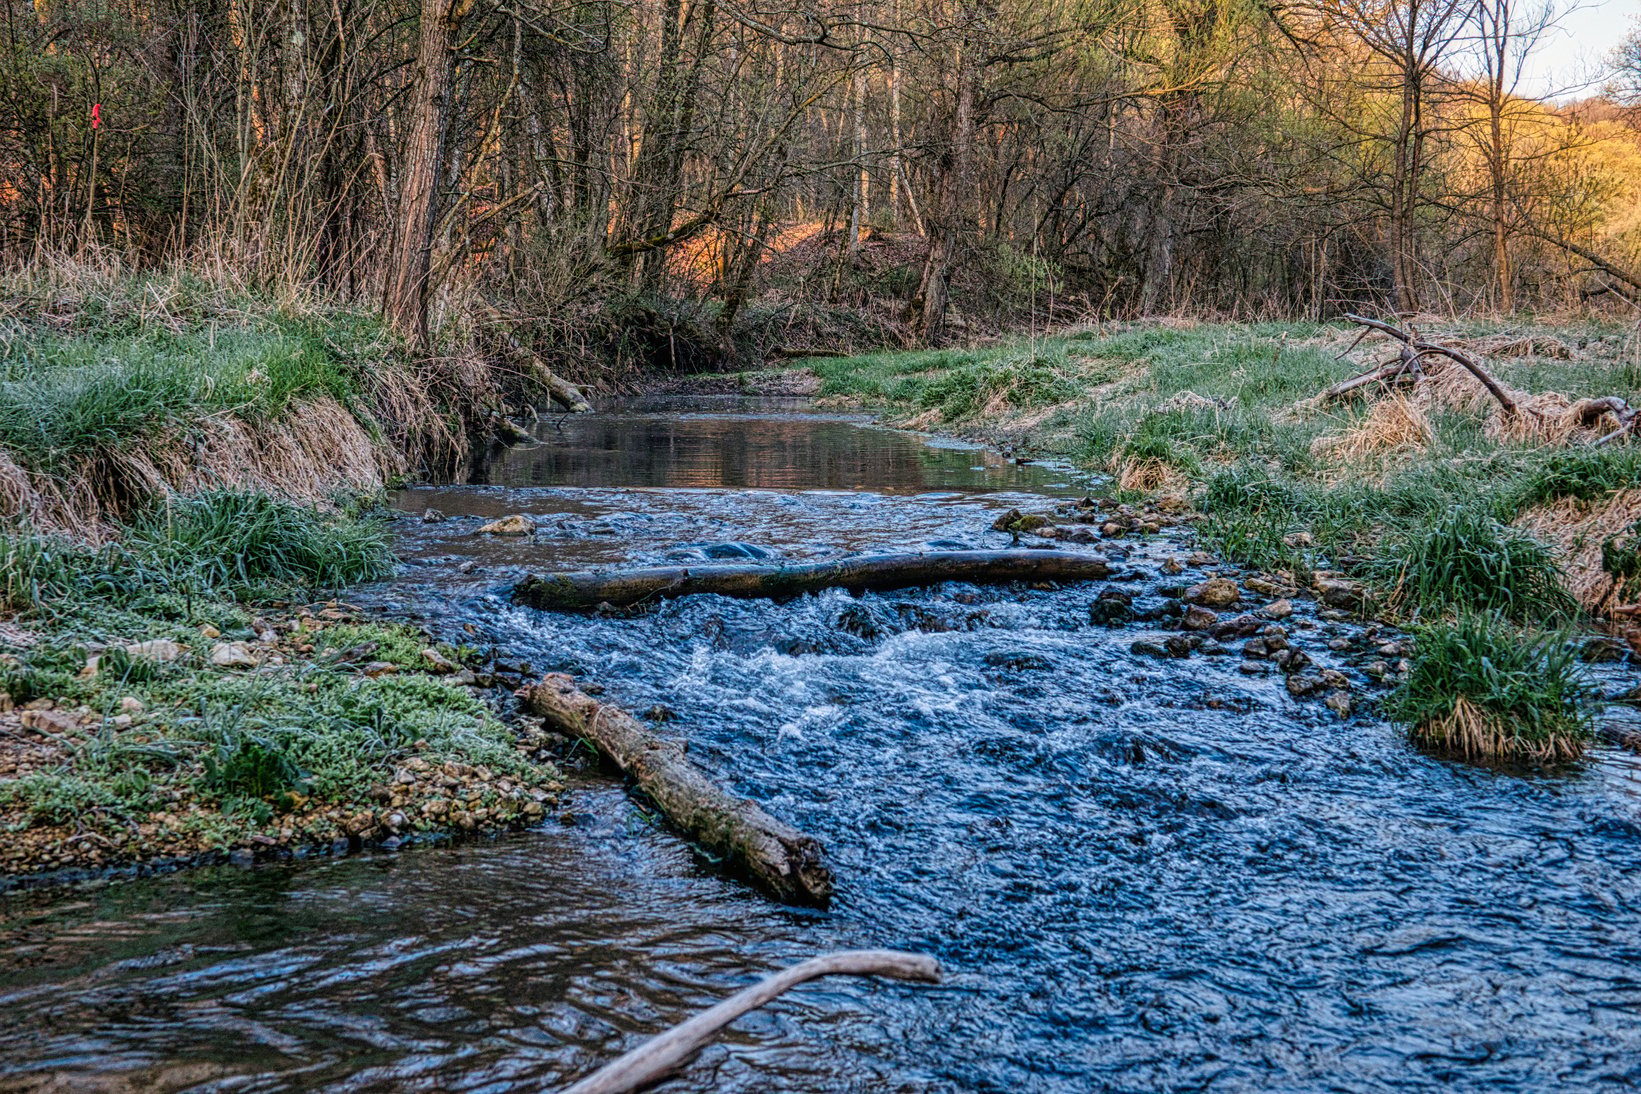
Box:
(1344, 314), (1519, 417)
(561, 950), (942, 1094)
(479, 305), (594, 413)
(515, 550), (1113, 611)
(517, 674), (833, 906)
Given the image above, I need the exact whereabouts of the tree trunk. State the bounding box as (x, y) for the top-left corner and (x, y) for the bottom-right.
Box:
(384, 0), (471, 349)
(906, 41), (975, 345)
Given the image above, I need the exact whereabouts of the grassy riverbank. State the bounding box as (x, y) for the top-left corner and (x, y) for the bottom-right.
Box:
(0, 264), (562, 883)
(788, 317), (1639, 760)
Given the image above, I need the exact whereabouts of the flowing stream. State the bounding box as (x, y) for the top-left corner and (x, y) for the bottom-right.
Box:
(4, 396), (1641, 1092)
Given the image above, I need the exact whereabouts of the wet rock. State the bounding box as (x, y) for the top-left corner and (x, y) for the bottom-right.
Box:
(1185, 578), (1240, 609)
(1131, 639), (1170, 659)
(703, 542), (773, 559)
(1313, 572), (1367, 611)
(1089, 588), (1134, 626)
(1211, 613), (1265, 640)
(1133, 599), (1184, 623)
(210, 642), (260, 669)
(1160, 558), (1184, 575)
(362, 661), (399, 677)
(1182, 605), (1219, 631)
(1365, 660), (1389, 680)
(1243, 576), (1295, 598)
(1261, 599), (1294, 620)
(1197, 639), (1230, 657)
(421, 508), (447, 523)
(478, 514), (536, 536)
(126, 638), (185, 663)
(1287, 674), (1326, 697)
(1163, 635), (1199, 658)
(1320, 669), (1350, 690)
(1186, 552), (1217, 567)
(1272, 647), (1310, 673)
(1325, 690), (1353, 718)
(1327, 637), (1353, 651)
(421, 647), (460, 674)
(1100, 521), (1125, 537)
(992, 509), (1050, 534)
(1043, 525), (1100, 544)
(1238, 661), (1272, 676)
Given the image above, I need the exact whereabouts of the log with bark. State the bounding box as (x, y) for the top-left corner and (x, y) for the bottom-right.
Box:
(517, 674), (833, 906)
(561, 950), (942, 1094)
(480, 304), (594, 413)
(515, 549), (1113, 612)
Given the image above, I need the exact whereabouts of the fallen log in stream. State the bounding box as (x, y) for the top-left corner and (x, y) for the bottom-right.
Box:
(515, 549), (1113, 612)
(517, 674), (833, 906)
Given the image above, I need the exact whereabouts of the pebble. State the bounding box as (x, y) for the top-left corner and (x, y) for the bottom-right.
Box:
(1182, 605), (1219, 631)
(126, 638), (185, 663)
(210, 642), (260, 669)
(1261, 599), (1294, 620)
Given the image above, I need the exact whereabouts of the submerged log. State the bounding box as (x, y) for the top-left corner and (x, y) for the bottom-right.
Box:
(517, 674), (833, 906)
(561, 950), (942, 1094)
(515, 549), (1113, 611)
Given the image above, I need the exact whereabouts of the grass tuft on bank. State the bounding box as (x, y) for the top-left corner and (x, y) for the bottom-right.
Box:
(1387, 614), (1597, 764)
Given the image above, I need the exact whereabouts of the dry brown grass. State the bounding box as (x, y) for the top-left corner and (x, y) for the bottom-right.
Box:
(1114, 455), (1186, 492)
(1311, 396), (1433, 462)
(1516, 487), (1641, 614)
(0, 397), (402, 540)
(1409, 694), (1585, 764)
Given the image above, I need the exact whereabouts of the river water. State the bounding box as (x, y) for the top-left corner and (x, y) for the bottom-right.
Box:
(4, 397), (1641, 1093)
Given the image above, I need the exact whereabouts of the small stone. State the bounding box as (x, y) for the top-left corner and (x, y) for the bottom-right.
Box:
(1131, 639), (1170, 659)
(1312, 572), (1367, 611)
(1163, 635), (1198, 658)
(126, 638), (185, 663)
(421, 647), (460, 674)
(1320, 669), (1350, 689)
(478, 514), (536, 536)
(1101, 521), (1124, 537)
(1089, 588), (1134, 626)
(1160, 558), (1184, 575)
(1284, 531), (1316, 548)
(21, 708), (81, 733)
(210, 642), (260, 669)
(1243, 576), (1293, 598)
(1325, 690), (1353, 718)
(1287, 674), (1325, 697)
(1212, 614), (1265, 639)
(1261, 599), (1293, 620)
(119, 696), (144, 713)
(1327, 637), (1353, 651)
(421, 508), (447, 523)
(363, 661), (399, 677)
(1365, 660), (1389, 680)
(199, 624), (222, 639)
(1182, 605), (1219, 631)
(1184, 578), (1240, 608)
(110, 714), (133, 729)
(991, 508), (1049, 534)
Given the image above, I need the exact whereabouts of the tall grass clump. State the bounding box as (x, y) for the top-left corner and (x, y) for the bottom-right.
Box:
(1386, 614), (1597, 763)
(132, 490), (393, 597)
(1196, 466), (1314, 572)
(0, 490), (392, 616)
(1378, 507), (1576, 622)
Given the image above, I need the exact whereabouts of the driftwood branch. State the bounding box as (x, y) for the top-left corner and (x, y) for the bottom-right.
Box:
(515, 550), (1113, 611)
(517, 674), (833, 905)
(1343, 314), (1519, 417)
(561, 950), (942, 1094)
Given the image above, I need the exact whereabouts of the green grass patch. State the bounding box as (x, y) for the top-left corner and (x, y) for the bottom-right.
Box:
(1386, 614), (1598, 764)
(1374, 507), (1577, 623)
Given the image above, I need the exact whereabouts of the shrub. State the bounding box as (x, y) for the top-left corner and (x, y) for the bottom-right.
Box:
(1378, 507), (1575, 622)
(1386, 614), (1597, 763)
